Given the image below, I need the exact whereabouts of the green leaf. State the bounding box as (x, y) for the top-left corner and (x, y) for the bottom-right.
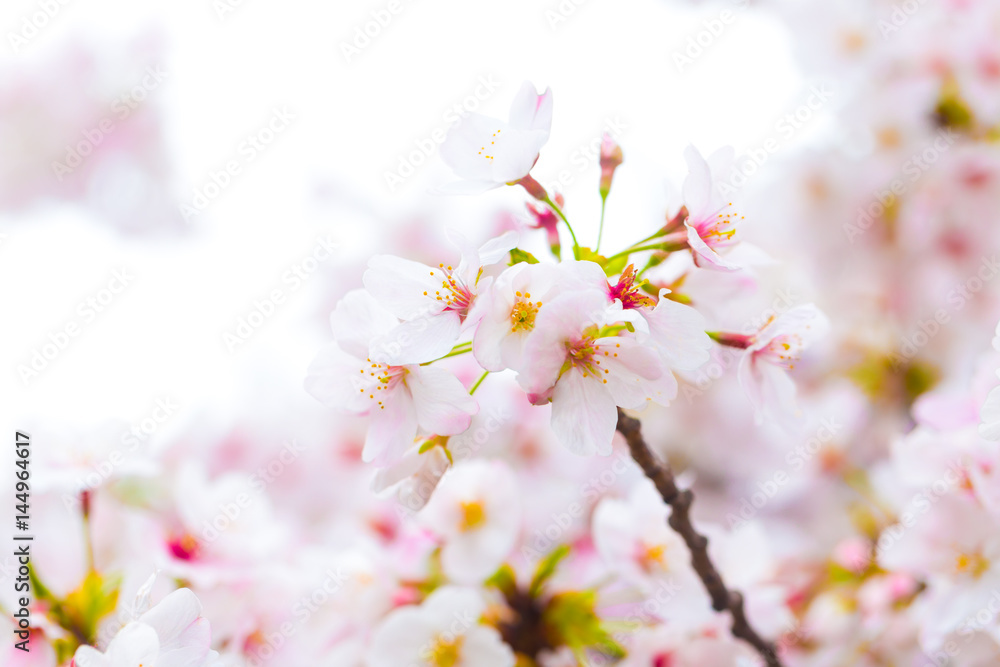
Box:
(47, 570), (122, 649)
(485, 564), (518, 597)
(509, 248), (540, 265)
(603, 254), (628, 276)
(529, 545), (570, 598)
(575, 246), (607, 266)
(544, 590), (625, 657)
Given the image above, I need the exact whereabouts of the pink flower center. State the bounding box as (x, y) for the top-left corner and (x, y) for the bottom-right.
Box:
(357, 358), (407, 411)
(759, 334), (804, 370)
(653, 653), (675, 667)
(428, 264), (474, 318)
(608, 264), (654, 310)
(167, 533), (200, 561)
(694, 203), (742, 249)
(564, 331), (619, 385)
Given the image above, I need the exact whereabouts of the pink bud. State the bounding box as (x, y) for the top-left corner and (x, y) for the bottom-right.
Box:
(527, 200), (561, 256)
(599, 133), (623, 197)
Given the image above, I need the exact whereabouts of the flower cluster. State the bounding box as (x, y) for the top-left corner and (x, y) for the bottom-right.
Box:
(308, 82), (825, 466)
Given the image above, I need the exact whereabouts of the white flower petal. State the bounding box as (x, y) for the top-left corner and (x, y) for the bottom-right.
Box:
(364, 389), (419, 465)
(364, 255), (444, 320)
(371, 312), (462, 366)
(408, 365), (479, 435)
(550, 369), (618, 455)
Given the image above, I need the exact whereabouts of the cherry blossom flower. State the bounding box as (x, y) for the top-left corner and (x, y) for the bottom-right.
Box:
(567, 261), (712, 379)
(305, 289), (478, 465)
(518, 289), (674, 455)
(364, 230), (518, 365)
(438, 81), (553, 194)
(735, 304), (829, 426)
(472, 261), (569, 373)
(593, 480), (692, 591)
(72, 588), (218, 667)
(168, 462), (287, 568)
(367, 586), (515, 667)
(681, 145), (743, 271)
(419, 459), (521, 584)
(877, 495), (1000, 647)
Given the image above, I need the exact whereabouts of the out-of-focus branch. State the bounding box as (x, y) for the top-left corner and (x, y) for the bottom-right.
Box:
(615, 408), (783, 667)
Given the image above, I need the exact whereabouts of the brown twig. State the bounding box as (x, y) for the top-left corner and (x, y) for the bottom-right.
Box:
(615, 408), (783, 667)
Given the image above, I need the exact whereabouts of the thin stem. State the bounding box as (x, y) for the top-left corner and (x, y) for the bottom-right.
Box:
(596, 195), (608, 254)
(81, 491), (95, 572)
(542, 195), (580, 259)
(630, 228), (669, 248)
(421, 343), (473, 365)
(615, 409), (784, 667)
(604, 243), (665, 264)
(469, 370), (490, 395)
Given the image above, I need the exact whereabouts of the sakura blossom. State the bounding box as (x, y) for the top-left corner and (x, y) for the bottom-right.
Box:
(367, 586), (515, 667)
(438, 81), (553, 195)
(732, 304), (830, 427)
(681, 145), (743, 271)
(363, 230), (518, 365)
(418, 459), (521, 584)
(304, 289), (478, 465)
(518, 288), (676, 455)
(72, 588), (218, 667)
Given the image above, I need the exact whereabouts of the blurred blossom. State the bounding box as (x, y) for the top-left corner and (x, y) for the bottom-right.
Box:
(10, 1), (1000, 666)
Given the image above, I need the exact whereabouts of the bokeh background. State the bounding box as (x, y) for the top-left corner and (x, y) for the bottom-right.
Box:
(4, 0), (1000, 665)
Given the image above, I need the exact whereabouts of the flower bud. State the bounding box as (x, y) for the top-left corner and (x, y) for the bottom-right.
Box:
(527, 199), (561, 257)
(599, 133), (623, 198)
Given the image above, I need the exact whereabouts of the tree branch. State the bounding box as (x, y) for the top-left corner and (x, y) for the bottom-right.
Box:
(615, 408), (783, 667)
